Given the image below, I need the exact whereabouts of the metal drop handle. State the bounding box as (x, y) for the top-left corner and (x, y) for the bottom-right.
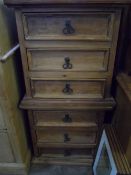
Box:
(63, 83), (73, 95)
(64, 133), (71, 142)
(63, 114), (72, 123)
(63, 57), (73, 69)
(63, 20), (75, 35)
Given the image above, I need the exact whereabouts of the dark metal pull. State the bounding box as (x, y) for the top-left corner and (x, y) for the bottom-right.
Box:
(63, 83), (73, 95)
(63, 20), (75, 35)
(63, 114), (72, 123)
(63, 57), (73, 69)
(64, 133), (71, 143)
(64, 150), (72, 157)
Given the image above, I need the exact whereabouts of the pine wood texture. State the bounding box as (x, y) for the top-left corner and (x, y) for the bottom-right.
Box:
(31, 79), (105, 99)
(20, 96), (115, 110)
(22, 12), (114, 41)
(36, 129), (97, 145)
(27, 49), (109, 72)
(0, 1), (31, 174)
(9, 1), (121, 164)
(33, 111), (100, 128)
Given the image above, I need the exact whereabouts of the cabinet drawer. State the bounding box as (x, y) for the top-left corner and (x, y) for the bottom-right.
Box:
(38, 148), (94, 159)
(33, 111), (102, 128)
(27, 49), (109, 72)
(22, 12), (114, 41)
(31, 79), (106, 99)
(36, 129), (97, 145)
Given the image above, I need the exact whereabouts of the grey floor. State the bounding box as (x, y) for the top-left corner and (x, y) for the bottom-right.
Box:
(30, 165), (92, 175)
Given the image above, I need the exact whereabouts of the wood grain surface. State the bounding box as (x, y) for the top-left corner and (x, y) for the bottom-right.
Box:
(4, 0), (131, 6)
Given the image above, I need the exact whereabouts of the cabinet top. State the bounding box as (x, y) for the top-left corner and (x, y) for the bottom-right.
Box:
(4, 0), (131, 6)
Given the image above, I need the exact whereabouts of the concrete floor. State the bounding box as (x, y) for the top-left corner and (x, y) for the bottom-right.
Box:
(29, 165), (92, 175)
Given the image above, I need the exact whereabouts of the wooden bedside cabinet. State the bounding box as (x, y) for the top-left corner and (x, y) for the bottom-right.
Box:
(4, 0), (121, 166)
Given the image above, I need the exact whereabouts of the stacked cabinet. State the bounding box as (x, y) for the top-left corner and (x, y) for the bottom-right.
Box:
(4, 1), (122, 165)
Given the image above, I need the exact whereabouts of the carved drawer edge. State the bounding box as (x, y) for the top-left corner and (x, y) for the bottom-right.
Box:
(19, 96), (116, 110)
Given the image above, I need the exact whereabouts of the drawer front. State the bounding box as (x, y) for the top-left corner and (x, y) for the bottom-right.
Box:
(27, 49), (109, 72)
(23, 12), (114, 41)
(33, 111), (101, 127)
(36, 129), (97, 145)
(38, 148), (94, 159)
(31, 79), (106, 99)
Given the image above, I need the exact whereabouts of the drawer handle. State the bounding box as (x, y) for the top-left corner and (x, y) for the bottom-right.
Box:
(63, 114), (72, 123)
(64, 150), (72, 157)
(64, 133), (71, 143)
(63, 83), (73, 95)
(63, 20), (75, 35)
(63, 57), (73, 69)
